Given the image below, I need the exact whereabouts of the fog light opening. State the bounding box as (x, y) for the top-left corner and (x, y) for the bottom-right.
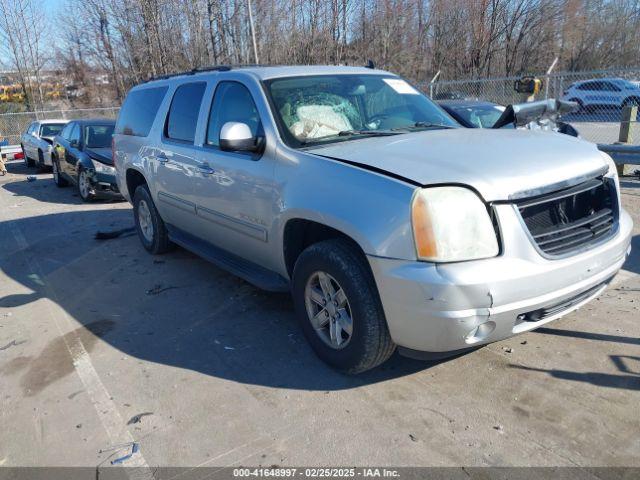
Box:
(465, 321), (496, 344)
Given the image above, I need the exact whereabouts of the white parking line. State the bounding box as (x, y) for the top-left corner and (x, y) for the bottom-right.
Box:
(4, 205), (153, 478)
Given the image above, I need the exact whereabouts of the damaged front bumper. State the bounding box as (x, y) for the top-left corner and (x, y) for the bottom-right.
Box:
(367, 204), (633, 357)
(86, 170), (122, 198)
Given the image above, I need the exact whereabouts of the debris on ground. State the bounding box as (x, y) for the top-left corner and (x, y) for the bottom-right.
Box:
(409, 434), (418, 442)
(146, 284), (178, 295)
(26, 175), (36, 182)
(153, 259), (165, 265)
(95, 227), (136, 240)
(109, 442), (139, 465)
(520, 340), (527, 345)
(493, 425), (504, 433)
(224, 346), (235, 350)
(127, 412), (154, 425)
(502, 346), (513, 353)
(0, 339), (26, 351)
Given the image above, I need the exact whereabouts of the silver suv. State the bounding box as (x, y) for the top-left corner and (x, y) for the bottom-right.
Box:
(113, 66), (632, 373)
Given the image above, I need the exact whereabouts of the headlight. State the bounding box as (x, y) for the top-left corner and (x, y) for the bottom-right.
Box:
(411, 186), (499, 262)
(600, 151), (620, 190)
(91, 159), (116, 174)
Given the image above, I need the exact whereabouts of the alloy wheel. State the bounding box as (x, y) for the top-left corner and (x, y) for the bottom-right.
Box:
(304, 271), (353, 349)
(79, 170), (91, 199)
(137, 199), (154, 243)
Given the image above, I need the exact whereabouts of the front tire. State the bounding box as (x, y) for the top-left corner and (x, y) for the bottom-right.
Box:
(52, 157), (68, 187)
(133, 184), (172, 254)
(77, 167), (94, 202)
(292, 239), (395, 374)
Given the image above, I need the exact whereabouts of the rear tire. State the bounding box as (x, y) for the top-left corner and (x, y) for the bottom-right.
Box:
(133, 184), (172, 254)
(52, 157), (68, 187)
(292, 238), (395, 374)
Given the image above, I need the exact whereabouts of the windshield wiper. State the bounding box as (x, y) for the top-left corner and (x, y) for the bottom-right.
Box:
(392, 122), (456, 131)
(298, 129), (400, 147)
(337, 129), (400, 137)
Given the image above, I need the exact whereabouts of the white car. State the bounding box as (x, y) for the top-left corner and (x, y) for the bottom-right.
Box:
(562, 78), (640, 112)
(20, 119), (68, 168)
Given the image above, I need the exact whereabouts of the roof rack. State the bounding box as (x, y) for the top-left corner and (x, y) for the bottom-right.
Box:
(144, 64), (275, 83)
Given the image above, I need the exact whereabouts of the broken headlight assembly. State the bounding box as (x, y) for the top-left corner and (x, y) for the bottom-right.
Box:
(411, 186), (499, 262)
(91, 158), (116, 175)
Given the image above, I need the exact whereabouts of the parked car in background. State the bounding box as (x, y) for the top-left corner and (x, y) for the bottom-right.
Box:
(51, 119), (120, 201)
(438, 99), (580, 137)
(562, 78), (640, 112)
(114, 65), (631, 374)
(0, 140), (24, 174)
(20, 119), (68, 169)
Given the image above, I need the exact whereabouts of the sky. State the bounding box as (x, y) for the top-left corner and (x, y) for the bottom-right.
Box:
(1, 0), (63, 68)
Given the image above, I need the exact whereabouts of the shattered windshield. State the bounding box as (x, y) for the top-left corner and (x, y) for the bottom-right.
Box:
(264, 74), (457, 147)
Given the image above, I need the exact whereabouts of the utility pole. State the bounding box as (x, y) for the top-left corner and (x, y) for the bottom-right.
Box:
(247, 0), (259, 64)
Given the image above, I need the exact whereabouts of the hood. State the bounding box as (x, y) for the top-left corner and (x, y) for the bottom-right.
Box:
(85, 147), (113, 165)
(309, 129), (608, 201)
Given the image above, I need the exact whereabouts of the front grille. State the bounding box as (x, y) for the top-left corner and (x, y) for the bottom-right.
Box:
(515, 177), (617, 256)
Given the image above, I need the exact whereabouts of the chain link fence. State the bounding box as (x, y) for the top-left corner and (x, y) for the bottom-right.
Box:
(0, 107), (120, 145)
(425, 67), (640, 146)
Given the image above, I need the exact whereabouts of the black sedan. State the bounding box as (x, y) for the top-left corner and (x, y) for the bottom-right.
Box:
(51, 119), (121, 201)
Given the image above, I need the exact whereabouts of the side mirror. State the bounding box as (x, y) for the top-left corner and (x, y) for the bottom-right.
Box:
(70, 139), (79, 148)
(219, 122), (263, 154)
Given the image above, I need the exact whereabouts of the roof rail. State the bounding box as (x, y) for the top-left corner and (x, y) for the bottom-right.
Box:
(144, 64), (277, 84)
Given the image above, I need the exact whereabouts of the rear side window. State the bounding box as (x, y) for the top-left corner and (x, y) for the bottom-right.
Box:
(116, 86), (168, 137)
(164, 82), (206, 143)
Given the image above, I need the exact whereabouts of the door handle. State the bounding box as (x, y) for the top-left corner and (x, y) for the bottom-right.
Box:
(157, 153), (169, 164)
(197, 164), (215, 175)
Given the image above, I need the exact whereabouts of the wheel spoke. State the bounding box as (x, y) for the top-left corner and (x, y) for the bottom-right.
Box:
(336, 309), (353, 336)
(317, 272), (335, 298)
(309, 286), (325, 306)
(329, 317), (339, 345)
(311, 308), (329, 329)
(335, 288), (347, 308)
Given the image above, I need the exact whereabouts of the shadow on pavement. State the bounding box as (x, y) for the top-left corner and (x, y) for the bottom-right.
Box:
(509, 364), (640, 391)
(534, 327), (640, 346)
(0, 209), (435, 393)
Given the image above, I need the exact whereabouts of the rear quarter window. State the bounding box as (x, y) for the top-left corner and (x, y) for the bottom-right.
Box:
(115, 86), (168, 137)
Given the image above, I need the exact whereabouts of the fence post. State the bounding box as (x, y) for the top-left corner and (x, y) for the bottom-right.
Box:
(429, 70), (441, 98)
(618, 105), (637, 143)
